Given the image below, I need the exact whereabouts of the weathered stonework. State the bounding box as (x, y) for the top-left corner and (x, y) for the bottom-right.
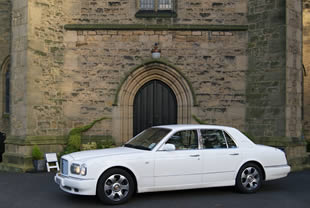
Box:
(0, 0), (10, 134)
(0, 0), (308, 171)
(247, 0), (287, 141)
(247, 0), (306, 167)
(64, 0), (247, 25)
(286, 0), (303, 140)
(62, 29), (247, 143)
(303, 0), (310, 145)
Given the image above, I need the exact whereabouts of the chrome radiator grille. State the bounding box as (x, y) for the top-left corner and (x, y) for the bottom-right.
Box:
(61, 159), (68, 175)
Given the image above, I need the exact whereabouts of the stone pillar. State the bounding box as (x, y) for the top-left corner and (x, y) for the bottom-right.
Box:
(285, 0), (306, 168)
(303, 0), (310, 148)
(248, 0), (307, 169)
(247, 0), (287, 141)
(0, 0), (11, 134)
(0, 0), (66, 172)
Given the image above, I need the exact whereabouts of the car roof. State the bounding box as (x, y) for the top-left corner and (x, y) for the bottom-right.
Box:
(153, 124), (236, 131)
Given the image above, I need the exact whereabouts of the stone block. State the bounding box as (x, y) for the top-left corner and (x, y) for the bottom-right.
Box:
(64, 31), (78, 42)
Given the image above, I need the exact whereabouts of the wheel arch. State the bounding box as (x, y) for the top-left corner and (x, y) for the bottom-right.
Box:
(238, 160), (266, 180)
(96, 166), (139, 193)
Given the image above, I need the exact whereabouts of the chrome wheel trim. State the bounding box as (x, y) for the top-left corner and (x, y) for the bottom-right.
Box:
(240, 167), (260, 191)
(104, 174), (129, 201)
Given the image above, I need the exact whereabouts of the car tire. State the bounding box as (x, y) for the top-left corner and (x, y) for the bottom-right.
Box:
(97, 168), (135, 205)
(236, 163), (263, 193)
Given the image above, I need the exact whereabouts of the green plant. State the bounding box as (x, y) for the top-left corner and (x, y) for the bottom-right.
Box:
(98, 140), (116, 149)
(81, 142), (97, 151)
(61, 117), (110, 155)
(192, 115), (207, 124)
(32, 145), (44, 160)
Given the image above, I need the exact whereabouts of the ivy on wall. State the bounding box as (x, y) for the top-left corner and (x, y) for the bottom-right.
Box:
(61, 117), (111, 155)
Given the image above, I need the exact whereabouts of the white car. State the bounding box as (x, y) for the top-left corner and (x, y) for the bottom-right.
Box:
(55, 125), (290, 204)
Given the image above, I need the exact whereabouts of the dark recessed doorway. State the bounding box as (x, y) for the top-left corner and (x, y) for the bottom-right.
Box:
(133, 79), (177, 136)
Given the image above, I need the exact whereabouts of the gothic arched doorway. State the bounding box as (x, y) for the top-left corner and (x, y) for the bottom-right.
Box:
(114, 61), (196, 144)
(133, 79), (177, 136)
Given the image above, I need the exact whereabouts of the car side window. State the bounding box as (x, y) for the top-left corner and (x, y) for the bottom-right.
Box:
(201, 129), (227, 149)
(166, 130), (198, 150)
(224, 131), (237, 148)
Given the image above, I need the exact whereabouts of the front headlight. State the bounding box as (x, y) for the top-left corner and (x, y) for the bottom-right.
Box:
(71, 163), (81, 175)
(80, 164), (87, 176)
(70, 163), (87, 176)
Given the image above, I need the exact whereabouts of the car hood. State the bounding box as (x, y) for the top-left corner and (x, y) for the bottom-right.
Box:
(68, 147), (144, 161)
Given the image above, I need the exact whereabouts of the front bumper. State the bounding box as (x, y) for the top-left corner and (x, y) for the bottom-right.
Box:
(264, 165), (291, 181)
(54, 173), (97, 195)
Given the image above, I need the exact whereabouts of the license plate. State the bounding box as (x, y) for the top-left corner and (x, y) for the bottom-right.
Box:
(56, 177), (61, 185)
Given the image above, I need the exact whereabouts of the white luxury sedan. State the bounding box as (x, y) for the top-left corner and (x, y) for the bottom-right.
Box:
(55, 125), (290, 205)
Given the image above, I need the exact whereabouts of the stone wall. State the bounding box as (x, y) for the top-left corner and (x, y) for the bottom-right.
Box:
(10, 0), (28, 137)
(62, 29), (247, 142)
(286, 0), (303, 139)
(303, 0), (310, 143)
(1, 0), (249, 171)
(18, 0), (248, 140)
(247, 0), (287, 142)
(0, 0), (10, 67)
(27, 0), (66, 137)
(64, 0), (247, 25)
(247, 0), (306, 167)
(0, 0), (10, 134)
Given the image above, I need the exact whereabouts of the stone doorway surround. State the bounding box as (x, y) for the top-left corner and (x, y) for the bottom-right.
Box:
(112, 60), (196, 144)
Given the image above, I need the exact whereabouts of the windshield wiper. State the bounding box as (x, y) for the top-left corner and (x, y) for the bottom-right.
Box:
(124, 144), (135, 148)
(133, 145), (150, 151)
(124, 144), (150, 151)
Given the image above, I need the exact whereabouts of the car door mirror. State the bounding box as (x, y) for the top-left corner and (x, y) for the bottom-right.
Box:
(162, 143), (176, 151)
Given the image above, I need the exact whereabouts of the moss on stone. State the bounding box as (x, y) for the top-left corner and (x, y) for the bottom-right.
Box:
(62, 117), (110, 155)
(192, 115), (207, 124)
(32, 50), (47, 56)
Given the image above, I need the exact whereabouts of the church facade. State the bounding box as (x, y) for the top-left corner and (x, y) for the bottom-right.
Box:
(0, 0), (308, 171)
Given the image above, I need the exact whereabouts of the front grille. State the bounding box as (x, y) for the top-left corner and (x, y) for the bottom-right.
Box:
(61, 159), (68, 175)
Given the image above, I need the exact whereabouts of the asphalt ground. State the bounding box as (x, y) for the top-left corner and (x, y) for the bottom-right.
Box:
(0, 170), (309, 208)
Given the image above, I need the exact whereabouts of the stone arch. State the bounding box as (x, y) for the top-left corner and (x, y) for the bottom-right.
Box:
(0, 56), (10, 116)
(112, 60), (196, 143)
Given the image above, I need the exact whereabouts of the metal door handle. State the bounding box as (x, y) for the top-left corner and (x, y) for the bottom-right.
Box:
(190, 154), (200, 157)
(229, 153), (239, 156)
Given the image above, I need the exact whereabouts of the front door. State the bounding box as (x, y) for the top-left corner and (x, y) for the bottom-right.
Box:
(133, 79), (177, 136)
(154, 130), (202, 189)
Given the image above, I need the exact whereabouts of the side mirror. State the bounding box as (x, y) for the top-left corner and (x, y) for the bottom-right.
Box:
(162, 143), (176, 151)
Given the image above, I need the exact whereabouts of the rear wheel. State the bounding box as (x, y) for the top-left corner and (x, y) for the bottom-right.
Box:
(236, 163), (262, 193)
(97, 168), (135, 205)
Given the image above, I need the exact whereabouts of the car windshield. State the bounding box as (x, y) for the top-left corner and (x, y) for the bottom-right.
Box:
(124, 128), (171, 151)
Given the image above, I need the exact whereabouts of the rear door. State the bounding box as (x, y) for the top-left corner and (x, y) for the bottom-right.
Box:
(200, 129), (242, 185)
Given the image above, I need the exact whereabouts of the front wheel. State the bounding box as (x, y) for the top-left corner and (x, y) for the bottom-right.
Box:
(236, 163), (263, 193)
(97, 168), (135, 205)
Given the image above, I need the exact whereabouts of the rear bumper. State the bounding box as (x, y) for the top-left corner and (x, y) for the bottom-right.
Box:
(264, 165), (291, 181)
(55, 173), (97, 195)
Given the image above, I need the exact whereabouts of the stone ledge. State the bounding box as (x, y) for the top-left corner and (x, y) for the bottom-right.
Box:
(5, 136), (67, 145)
(64, 24), (248, 31)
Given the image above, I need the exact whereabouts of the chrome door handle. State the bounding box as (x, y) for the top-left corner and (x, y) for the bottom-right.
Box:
(190, 154), (200, 157)
(229, 153), (239, 156)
